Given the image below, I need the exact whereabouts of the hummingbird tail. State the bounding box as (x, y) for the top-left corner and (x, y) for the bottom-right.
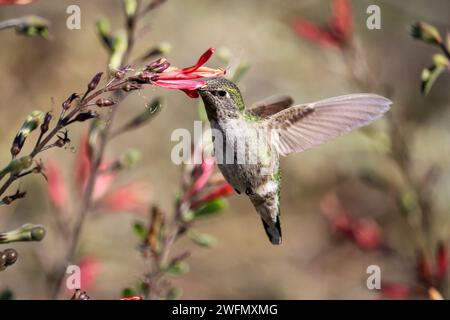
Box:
(261, 216), (282, 245)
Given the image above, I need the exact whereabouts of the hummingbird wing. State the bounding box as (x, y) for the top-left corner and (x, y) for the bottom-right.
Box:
(264, 94), (391, 157)
(247, 95), (294, 118)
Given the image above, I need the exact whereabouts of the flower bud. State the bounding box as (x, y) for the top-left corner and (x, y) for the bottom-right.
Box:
(122, 82), (143, 92)
(62, 93), (79, 110)
(40, 111), (53, 134)
(0, 156), (33, 180)
(123, 0), (138, 17)
(95, 98), (116, 107)
(72, 110), (99, 123)
(0, 223), (46, 244)
(11, 110), (45, 156)
(88, 72), (103, 92)
(15, 15), (50, 39)
(2, 249), (18, 267)
(411, 22), (442, 45)
(144, 58), (170, 73)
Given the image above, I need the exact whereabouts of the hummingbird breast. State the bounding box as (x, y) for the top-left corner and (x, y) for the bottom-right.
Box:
(209, 118), (279, 194)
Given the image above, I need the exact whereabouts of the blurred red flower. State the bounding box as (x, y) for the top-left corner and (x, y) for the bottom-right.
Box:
(351, 218), (382, 250)
(436, 243), (449, 280)
(191, 181), (235, 209)
(290, 0), (352, 48)
(379, 282), (411, 299)
(46, 161), (69, 212)
(79, 256), (101, 290)
(75, 134), (115, 201)
(0, 0), (36, 4)
(320, 192), (382, 250)
(101, 182), (149, 215)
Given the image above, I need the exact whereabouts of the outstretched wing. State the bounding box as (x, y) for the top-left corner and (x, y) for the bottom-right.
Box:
(264, 94), (391, 157)
(247, 95), (294, 118)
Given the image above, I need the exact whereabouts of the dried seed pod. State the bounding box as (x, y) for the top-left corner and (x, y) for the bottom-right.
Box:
(62, 93), (79, 110)
(40, 111), (53, 134)
(72, 110), (99, 123)
(87, 72), (103, 92)
(122, 82), (143, 92)
(3, 249), (18, 267)
(95, 98), (115, 107)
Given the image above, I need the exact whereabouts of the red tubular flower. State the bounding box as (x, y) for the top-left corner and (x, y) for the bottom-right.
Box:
(188, 157), (216, 196)
(151, 48), (226, 97)
(290, 0), (353, 49)
(46, 161), (69, 212)
(191, 182), (235, 209)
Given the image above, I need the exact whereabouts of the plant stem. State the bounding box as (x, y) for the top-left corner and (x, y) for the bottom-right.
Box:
(50, 4), (140, 299)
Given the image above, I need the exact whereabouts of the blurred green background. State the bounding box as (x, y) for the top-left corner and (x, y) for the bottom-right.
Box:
(0, 0), (450, 299)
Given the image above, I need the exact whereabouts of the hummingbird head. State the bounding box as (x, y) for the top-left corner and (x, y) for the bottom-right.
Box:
(197, 78), (245, 120)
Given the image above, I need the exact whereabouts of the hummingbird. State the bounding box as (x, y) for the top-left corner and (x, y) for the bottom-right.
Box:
(197, 78), (391, 245)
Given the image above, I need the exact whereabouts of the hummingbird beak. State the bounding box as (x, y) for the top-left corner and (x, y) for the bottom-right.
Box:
(197, 83), (208, 92)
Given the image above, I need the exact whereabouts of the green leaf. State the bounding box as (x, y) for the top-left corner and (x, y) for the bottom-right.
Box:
(109, 30), (127, 70)
(197, 100), (208, 121)
(96, 17), (113, 51)
(121, 287), (137, 298)
(0, 289), (13, 300)
(166, 287), (182, 300)
(166, 261), (189, 276)
(133, 222), (146, 240)
(193, 198), (226, 219)
(358, 168), (389, 190)
(421, 64), (446, 95)
(188, 230), (217, 247)
(120, 149), (141, 169)
(398, 190), (418, 213)
(123, 0), (138, 17)
(125, 98), (162, 130)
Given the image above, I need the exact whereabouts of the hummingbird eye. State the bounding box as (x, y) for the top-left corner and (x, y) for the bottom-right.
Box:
(214, 90), (228, 98)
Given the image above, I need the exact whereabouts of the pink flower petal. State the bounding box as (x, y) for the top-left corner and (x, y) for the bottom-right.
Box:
(189, 157), (215, 196)
(46, 161), (69, 212)
(75, 134), (115, 200)
(101, 182), (149, 215)
(79, 256), (101, 290)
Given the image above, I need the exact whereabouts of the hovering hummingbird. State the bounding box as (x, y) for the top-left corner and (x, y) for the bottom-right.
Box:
(197, 78), (391, 245)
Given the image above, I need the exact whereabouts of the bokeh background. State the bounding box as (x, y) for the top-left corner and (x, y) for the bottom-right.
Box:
(0, 0), (450, 299)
